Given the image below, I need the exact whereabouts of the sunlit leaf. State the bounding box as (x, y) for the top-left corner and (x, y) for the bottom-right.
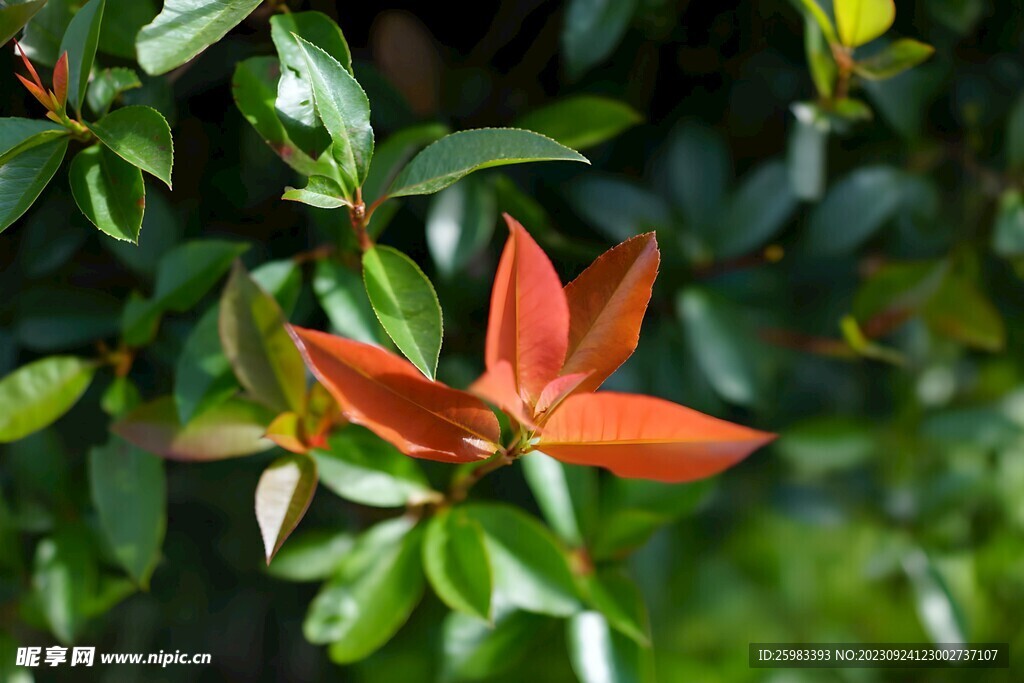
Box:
(87, 105), (173, 187)
(69, 144), (145, 243)
(426, 175), (497, 276)
(266, 528), (354, 582)
(313, 260), (386, 345)
(834, 0), (895, 47)
(255, 453), (317, 563)
(424, 508), (493, 621)
(0, 356), (95, 443)
(514, 95), (641, 150)
(135, 0), (262, 75)
(855, 39), (935, 80)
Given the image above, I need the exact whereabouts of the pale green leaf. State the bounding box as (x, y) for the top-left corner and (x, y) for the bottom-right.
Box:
(423, 509), (493, 621)
(135, 0), (262, 75)
(255, 453), (317, 563)
(0, 356), (95, 443)
(514, 96), (641, 150)
(834, 0), (895, 47)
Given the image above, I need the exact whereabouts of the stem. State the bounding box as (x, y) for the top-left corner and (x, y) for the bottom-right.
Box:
(349, 187), (373, 252)
(447, 443), (523, 504)
(831, 44), (854, 101)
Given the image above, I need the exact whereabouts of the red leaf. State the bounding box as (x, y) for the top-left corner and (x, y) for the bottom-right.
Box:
(469, 361), (536, 429)
(14, 41), (44, 92)
(485, 214), (569, 406)
(536, 392), (774, 482)
(561, 233), (660, 393)
(535, 371), (591, 418)
(15, 73), (52, 111)
(52, 52), (68, 109)
(291, 326), (500, 463)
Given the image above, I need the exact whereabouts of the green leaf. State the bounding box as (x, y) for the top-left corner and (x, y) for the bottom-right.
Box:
(567, 611), (653, 683)
(304, 517), (424, 663)
(903, 549), (967, 644)
(112, 395), (274, 461)
(0, 118), (66, 161)
(514, 96), (641, 150)
(270, 11), (351, 157)
(86, 67), (142, 117)
(282, 175), (350, 209)
(89, 436), (166, 587)
(255, 453), (318, 563)
(580, 571), (651, 646)
(32, 526), (97, 643)
(294, 36), (373, 192)
(677, 289), (762, 406)
(851, 259), (948, 324)
(776, 416), (875, 476)
(1006, 94), (1024, 171)
(313, 427), (439, 508)
(266, 528), (355, 582)
(464, 503), (580, 617)
(0, 133), (68, 233)
(441, 608), (553, 682)
(18, 0), (73, 65)
(232, 56), (333, 177)
(98, 0), (156, 59)
(219, 261), (306, 414)
(135, 0), (262, 75)
(790, 0), (838, 44)
(834, 0), (895, 47)
(923, 274), (1005, 352)
(565, 176), (671, 242)
(363, 123), (450, 203)
(787, 104), (829, 201)
(0, 356), (95, 443)
(562, 0), (638, 79)
(17, 287), (120, 351)
(855, 39), (934, 80)
(522, 452), (597, 548)
(426, 175), (497, 276)
(313, 260), (386, 345)
(153, 239), (249, 312)
(100, 375), (141, 416)
(69, 144), (145, 243)
(660, 122), (730, 233)
(424, 509), (493, 621)
(717, 160), (797, 258)
(801, 165), (907, 255)
(87, 105), (173, 187)
(387, 128), (588, 199)
(993, 190), (1024, 257)
(57, 0), (105, 113)
(103, 189), (182, 275)
(0, 0), (47, 47)
(804, 13), (837, 98)
(121, 291), (162, 347)
(174, 306), (238, 424)
(362, 245), (443, 379)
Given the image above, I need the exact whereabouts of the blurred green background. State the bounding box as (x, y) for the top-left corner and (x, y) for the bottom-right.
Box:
(2, 0), (1024, 680)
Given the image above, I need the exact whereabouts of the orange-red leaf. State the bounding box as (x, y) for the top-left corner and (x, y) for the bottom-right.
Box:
(15, 73), (52, 110)
(266, 411), (307, 454)
(469, 360), (536, 429)
(53, 52), (68, 109)
(536, 392), (774, 482)
(14, 41), (44, 92)
(535, 371), (591, 418)
(485, 214), (569, 406)
(561, 232), (660, 393)
(291, 326), (500, 463)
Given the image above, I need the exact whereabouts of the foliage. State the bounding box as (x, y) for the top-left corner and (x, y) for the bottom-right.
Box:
(2, 0), (1023, 681)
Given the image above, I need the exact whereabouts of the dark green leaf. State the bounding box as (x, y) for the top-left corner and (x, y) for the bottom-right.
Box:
(135, 0), (262, 75)
(266, 529), (354, 582)
(441, 608), (552, 682)
(174, 306), (238, 423)
(255, 453), (318, 563)
(86, 67), (142, 117)
(89, 436), (166, 586)
(103, 189), (182, 275)
(388, 128), (588, 198)
(69, 144), (145, 243)
(514, 96), (641, 150)
(313, 259), (386, 345)
(0, 356), (95, 443)
(153, 239), (249, 312)
(232, 56), (332, 177)
(855, 38), (934, 80)
(852, 259), (947, 324)
(993, 190), (1024, 257)
(1008, 94), (1024, 171)
(219, 261), (306, 413)
(804, 13), (837, 98)
(717, 160), (797, 259)
(562, 0), (638, 79)
(790, 0), (838, 44)
(924, 274), (1005, 351)
(426, 175), (497, 276)
(0, 0), (47, 47)
(87, 105), (173, 187)
(282, 175), (350, 209)
(270, 11), (351, 157)
(362, 245), (443, 379)
(364, 123), (451, 205)
(57, 0), (105, 113)
(313, 427), (439, 508)
(565, 176), (671, 242)
(0, 133), (68, 233)
(580, 571), (650, 646)
(121, 291), (162, 347)
(304, 518), (424, 662)
(98, 0), (156, 59)
(802, 165), (907, 255)
(18, 0), (74, 65)
(112, 396), (274, 461)
(521, 452), (597, 548)
(294, 36), (372, 192)
(16, 287), (120, 350)
(660, 122), (730, 232)
(464, 503), (579, 617)
(424, 509), (493, 621)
